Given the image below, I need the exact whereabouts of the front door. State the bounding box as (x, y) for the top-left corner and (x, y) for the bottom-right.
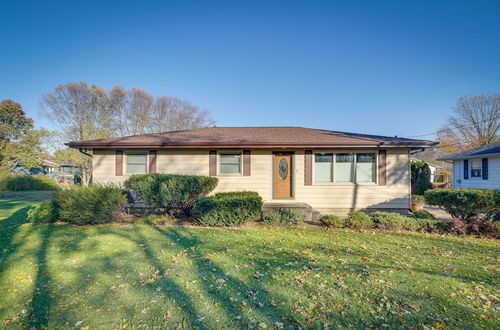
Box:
(273, 153), (293, 199)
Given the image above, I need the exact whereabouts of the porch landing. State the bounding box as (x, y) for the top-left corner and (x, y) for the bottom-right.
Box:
(262, 202), (320, 222)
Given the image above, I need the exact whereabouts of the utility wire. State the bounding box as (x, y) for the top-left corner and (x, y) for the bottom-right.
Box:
(403, 116), (500, 139)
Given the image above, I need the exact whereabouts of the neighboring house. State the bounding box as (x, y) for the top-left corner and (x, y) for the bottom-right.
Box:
(41, 159), (59, 173)
(410, 157), (443, 183)
(438, 141), (500, 189)
(67, 127), (434, 214)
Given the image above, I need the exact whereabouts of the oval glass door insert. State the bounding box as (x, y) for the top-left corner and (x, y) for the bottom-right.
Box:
(279, 158), (288, 180)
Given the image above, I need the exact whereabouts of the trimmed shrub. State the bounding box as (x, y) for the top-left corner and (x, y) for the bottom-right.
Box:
(425, 188), (500, 223)
(27, 199), (58, 223)
(55, 185), (127, 225)
(263, 208), (306, 226)
(0, 174), (59, 191)
(320, 215), (346, 228)
(370, 211), (410, 230)
(193, 191), (263, 227)
(346, 211), (373, 229)
(124, 174), (218, 215)
(409, 209), (436, 220)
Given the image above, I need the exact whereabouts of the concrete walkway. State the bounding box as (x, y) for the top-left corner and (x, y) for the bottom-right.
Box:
(424, 205), (453, 222)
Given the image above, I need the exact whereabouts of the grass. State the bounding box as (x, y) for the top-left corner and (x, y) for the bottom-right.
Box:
(0, 198), (499, 329)
(0, 191), (56, 198)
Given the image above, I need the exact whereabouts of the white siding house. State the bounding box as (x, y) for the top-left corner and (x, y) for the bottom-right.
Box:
(438, 141), (500, 189)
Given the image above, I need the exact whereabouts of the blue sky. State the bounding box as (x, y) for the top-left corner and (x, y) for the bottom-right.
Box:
(1, 0), (499, 140)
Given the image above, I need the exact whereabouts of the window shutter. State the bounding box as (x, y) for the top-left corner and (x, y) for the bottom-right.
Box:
(464, 159), (469, 179)
(209, 150), (217, 176)
(149, 150), (157, 173)
(115, 150), (123, 176)
(304, 150), (312, 185)
(243, 150), (251, 176)
(482, 158), (488, 180)
(378, 150), (387, 186)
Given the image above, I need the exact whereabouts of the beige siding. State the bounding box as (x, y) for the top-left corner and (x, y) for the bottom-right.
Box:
(92, 147), (410, 212)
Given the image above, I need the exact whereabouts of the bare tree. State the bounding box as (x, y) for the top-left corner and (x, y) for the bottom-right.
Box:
(149, 96), (215, 133)
(40, 82), (216, 183)
(40, 82), (111, 184)
(437, 94), (500, 154)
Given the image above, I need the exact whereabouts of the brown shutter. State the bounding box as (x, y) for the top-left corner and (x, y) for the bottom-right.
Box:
(243, 150), (251, 176)
(115, 150), (123, 176)
(304, 150), (312, 185)
(378, 150), (386, 185)
(209, 150), (217, 176)
(149, 150), (157, 173)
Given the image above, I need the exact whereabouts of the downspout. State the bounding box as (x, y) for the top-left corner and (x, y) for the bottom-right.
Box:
(79, 148), (92, 158)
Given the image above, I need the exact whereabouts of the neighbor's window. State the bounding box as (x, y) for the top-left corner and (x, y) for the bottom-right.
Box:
(471, 159), (482, 177)
(315, 153), (333, 182)
(356, 153), (376, 182)
(335, 153), (354, 182)
(127, 153), (147, 174)
(219, 153), (241, 174)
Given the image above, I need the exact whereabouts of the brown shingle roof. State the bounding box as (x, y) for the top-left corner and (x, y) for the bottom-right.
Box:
(66, 127), (435, 149)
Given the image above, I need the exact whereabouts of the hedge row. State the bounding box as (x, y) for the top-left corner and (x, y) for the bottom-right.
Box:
(0, 174), (59, 191)
(321, 211), (441, 232)
(193, 191), (263, 227)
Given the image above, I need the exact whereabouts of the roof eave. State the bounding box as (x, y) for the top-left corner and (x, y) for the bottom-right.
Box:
(438, 152), (500, 161)
(66, 141), (436, 149)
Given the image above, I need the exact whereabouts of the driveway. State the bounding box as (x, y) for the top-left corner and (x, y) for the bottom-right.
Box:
(424, 205), (453, 222)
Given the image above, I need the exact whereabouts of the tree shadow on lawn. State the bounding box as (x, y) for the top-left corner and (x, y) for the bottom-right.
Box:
(26, 224), (54, 328)
(0, 206), (37, 276)
(150, 226), (305, 327)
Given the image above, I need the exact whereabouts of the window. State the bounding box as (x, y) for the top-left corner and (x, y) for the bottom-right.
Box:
(220, 153), (241, 174)
(315, 153), (333, 182)
(356, 153), (376, 182)
(335, 153), (354, 182)
(313, 152), (377, 183)
(127, 153), (147, 174)
(471, 159), (482, 177)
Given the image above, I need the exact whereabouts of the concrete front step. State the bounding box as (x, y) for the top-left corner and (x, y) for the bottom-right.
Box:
(262, 202), (320, 222)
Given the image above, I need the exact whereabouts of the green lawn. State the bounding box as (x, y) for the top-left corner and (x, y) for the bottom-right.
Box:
(1, 199), (499, 329)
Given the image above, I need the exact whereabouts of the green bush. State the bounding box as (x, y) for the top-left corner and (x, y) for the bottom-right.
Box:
(409, 209), (436, 220)
(408, 210), (440, 231)
(425, 188), (500, 223)
(0, 174), (59, 191)
(346, 211), (373, 229)
(27, 199), (58, 223)
(263, 208), (306, 226)
(320, 215), (346, 228)
(193, 191), (263, 227)
(370, 211), (410, 230)
(124, 174), (218, 215)
(55, 185), (127, 225)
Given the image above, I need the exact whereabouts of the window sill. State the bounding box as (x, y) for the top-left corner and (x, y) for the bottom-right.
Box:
(217, 173), (243, 177)
(313, 182), (378, 186)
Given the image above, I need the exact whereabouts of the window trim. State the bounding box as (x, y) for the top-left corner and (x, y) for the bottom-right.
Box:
(126, 152), (148, 175)
(218, 150), (243, 176)
(312, 150), (378, 185)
